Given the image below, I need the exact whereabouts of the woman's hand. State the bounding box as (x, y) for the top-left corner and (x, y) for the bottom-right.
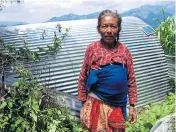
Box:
(82, 101), (86, 106)
(128, 107), (137, 124)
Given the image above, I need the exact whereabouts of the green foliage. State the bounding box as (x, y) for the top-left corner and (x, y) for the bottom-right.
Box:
(153, 8), (175, 56)
(169, 78), (175, 93)
(0, 24), (86, 131)
(126, 93), (175, 132)
(1, 27), (70, 62)
(0, 68), (86, 132)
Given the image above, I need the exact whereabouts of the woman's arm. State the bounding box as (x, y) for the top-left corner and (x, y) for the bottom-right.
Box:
(126, 49), (138, 105)
(77, 46), (91, 102)
(126, 48), (138, 124)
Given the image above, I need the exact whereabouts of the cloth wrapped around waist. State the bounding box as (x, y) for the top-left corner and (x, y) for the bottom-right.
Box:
(86, 63), (128, 107)
(80, 96), (127, 131)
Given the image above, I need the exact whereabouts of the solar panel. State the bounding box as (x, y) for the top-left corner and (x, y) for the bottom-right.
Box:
(141, 25), (155, 35)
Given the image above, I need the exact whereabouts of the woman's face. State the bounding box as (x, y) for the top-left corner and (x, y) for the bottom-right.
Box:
(98, 16), (120, 45)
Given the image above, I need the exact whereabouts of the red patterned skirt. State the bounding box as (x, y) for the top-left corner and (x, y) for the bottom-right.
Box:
(80, 96), (127, 132)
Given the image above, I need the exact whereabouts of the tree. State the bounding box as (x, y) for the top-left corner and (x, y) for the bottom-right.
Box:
(0, 0), (22, 11)
(154, 8), (175, 56)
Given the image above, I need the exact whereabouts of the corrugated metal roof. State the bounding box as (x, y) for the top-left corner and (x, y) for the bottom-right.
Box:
(0, 17), (170, 116)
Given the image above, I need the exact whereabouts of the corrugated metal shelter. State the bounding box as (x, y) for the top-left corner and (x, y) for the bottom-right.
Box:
(0, 17), (170, 116)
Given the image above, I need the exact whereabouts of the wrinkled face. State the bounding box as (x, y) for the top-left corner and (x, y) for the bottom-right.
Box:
(98, 16), (120, 45)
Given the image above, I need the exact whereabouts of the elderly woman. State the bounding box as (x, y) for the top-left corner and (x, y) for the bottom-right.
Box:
(78, 9), (138, 132)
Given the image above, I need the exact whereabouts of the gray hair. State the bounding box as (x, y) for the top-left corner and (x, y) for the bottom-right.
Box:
(97, 9), (122, 28)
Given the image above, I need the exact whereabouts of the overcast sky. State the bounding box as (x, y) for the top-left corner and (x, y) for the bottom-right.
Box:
(0, 0), (174, 23)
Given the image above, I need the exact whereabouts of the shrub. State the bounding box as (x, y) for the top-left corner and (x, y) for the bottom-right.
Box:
(0, 24), (87, 132)
(154, 9), (175, 56)
(0, 67), (87, 132)
(126, 93), (175, 132)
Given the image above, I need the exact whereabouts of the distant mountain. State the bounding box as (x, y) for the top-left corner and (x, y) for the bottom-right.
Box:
(47, 12), (100, 22)
(47, 3), (175, 27)
(0, 21), (28, 27)
(121, 4), (174, 27)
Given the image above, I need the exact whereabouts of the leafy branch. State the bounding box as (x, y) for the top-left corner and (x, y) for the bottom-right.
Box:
(0, 23), (87, 131)
(153, 8), (175, 56)
(0, 0), (23, 11)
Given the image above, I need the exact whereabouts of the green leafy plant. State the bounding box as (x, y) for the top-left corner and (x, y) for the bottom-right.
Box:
(0, 24), (87, 132)
(126, 93), (175, 132)
(169, 78), (175, 93)
(0, 67), (86, 132)
(153, 8), (175, 56)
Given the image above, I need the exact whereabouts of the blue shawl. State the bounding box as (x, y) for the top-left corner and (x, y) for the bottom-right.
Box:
(86, 64), (128, 119)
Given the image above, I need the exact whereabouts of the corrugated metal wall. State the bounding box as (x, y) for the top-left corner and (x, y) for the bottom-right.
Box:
(165, 55), (175, 81)
(0, 17), (170, 116)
